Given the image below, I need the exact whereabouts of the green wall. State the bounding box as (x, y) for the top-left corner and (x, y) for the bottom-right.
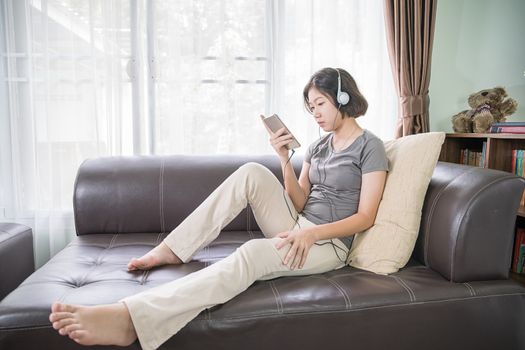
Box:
(429, 0), (525, 132)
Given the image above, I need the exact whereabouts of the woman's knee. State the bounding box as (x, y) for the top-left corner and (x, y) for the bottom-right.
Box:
(239, 237), (272, 253)
(238, 238), (288, 262)
(235, 162), (273, 182)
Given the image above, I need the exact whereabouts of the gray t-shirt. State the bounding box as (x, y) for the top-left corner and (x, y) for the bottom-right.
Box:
(302, 129), (389, 249)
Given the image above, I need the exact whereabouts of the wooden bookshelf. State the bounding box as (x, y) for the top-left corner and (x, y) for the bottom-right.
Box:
(440, 133), (525, 283)
(440, 133), (525, 217)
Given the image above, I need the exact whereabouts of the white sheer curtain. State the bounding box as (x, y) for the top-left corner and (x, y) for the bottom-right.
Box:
(274, 0), (397, 147)
(0, 0), (135, 267)
(152, 0), (396, 156)
(0, 0), (396, 267)
(151, 0), (268, 155)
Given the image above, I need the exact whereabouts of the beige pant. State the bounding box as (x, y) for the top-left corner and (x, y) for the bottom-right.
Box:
(122, 162), (348, 350)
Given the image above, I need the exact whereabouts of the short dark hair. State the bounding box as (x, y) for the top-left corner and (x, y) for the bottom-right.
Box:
(303, 67), (368, 118)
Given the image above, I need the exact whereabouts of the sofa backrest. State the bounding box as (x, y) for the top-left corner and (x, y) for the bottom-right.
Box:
(74, 155), (525, 282)
(74, 155), (302, 236)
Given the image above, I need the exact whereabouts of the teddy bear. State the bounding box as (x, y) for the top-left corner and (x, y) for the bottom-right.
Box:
(452, 87), (518, 133)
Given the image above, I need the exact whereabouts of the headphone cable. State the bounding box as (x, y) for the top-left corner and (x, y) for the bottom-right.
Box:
(282, 149), (301, 230)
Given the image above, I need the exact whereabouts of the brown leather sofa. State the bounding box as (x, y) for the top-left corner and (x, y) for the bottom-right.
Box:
(1, 155), (525, 350)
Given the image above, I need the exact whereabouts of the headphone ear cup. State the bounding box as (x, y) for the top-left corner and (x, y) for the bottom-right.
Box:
(337, 91), (350, 106)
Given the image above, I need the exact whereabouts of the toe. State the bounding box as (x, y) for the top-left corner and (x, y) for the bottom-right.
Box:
(69, 330), (88, 345)
(127, 260), (138, 271)
(64, 324), (82, 335)
(59, 326), (73, 336)
(50, 311), (73, 323)
(127, 259), (144, 271)
(57, 303), (78, 313)
(51, 303), (74, 313)
(51, 302), (62, 313)
(134, 257), (148, 268)
(53, 317), (76, 330)
(131, 257), (151, 270)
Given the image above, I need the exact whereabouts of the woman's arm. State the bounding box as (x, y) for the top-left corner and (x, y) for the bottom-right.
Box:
(276, 170), (387, 269)
(260, 115), (311, 212)
(281, 160), (311, 212)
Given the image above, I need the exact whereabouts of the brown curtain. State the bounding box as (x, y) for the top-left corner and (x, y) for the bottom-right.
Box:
(384, 0), (437, 138)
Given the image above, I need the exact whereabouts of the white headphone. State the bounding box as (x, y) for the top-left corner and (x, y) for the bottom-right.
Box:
(336, 68), (350, 106)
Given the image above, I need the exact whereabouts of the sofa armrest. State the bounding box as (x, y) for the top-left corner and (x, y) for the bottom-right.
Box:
(414, 162), (525, 282)
(0, 223), (35, 300)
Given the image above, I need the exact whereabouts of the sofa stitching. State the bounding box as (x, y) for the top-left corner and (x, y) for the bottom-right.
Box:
(141, 270), (150, 285)
(451, 174), (518, 280)
(402, 278), (416, 302)
(108, 233), (118, 249)
(329, 278), (352, 308)
(463, 282), (476, 296)
(462, 282), (472, 296)
(395, 276), (416, 302)
(269, 281), (283, 314)
(390, 276), (416, 302)
(308, 276), (351, 309)
(199, 291), (525, 321)
(155, 232), (163, 245)
(68, 242), (159, 248)
(392, 276), (414, 302)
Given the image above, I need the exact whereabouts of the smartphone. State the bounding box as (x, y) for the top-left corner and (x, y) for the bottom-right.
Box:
(262, 114), (301, 150)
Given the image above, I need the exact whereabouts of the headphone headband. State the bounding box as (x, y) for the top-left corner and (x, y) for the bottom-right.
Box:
(335, 68), (350, 106)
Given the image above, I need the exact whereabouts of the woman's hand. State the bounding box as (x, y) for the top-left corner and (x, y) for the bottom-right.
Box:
(275, 228), (318, 270)
(260, 115), (294, 160)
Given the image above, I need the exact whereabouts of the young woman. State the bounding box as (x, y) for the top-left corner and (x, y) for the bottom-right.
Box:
(49, 67), (388, 350)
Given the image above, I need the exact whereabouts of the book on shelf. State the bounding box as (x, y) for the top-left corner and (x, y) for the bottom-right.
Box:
(512, 150), (517, 174)
(481, 141), (486, 168)
(492, 121), (525, 126)
(512, 228), (525, 274)
(519, 245), (525, 274)
(490, 121), (525, 134)
(512, 149), (525, 177)
(459, 146), (486, 168)
(510, 149), (525, 206)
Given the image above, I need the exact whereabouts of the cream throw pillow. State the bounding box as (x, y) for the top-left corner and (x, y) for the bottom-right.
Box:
(347, 132), (446, 274)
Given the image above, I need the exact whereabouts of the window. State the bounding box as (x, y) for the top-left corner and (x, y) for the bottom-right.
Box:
(152, 0), (268, 155)
(0, 0), (396, 266)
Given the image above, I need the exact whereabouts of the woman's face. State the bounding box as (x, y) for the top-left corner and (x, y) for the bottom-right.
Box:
(307, 87), (341, 132)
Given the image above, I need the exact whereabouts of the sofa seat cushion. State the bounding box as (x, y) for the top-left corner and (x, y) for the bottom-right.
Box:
(1, 231), (524, 349)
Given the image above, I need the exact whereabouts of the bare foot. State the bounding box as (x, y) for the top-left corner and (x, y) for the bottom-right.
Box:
(127, 241), (183, 271)
(49, 302), (137, 346)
